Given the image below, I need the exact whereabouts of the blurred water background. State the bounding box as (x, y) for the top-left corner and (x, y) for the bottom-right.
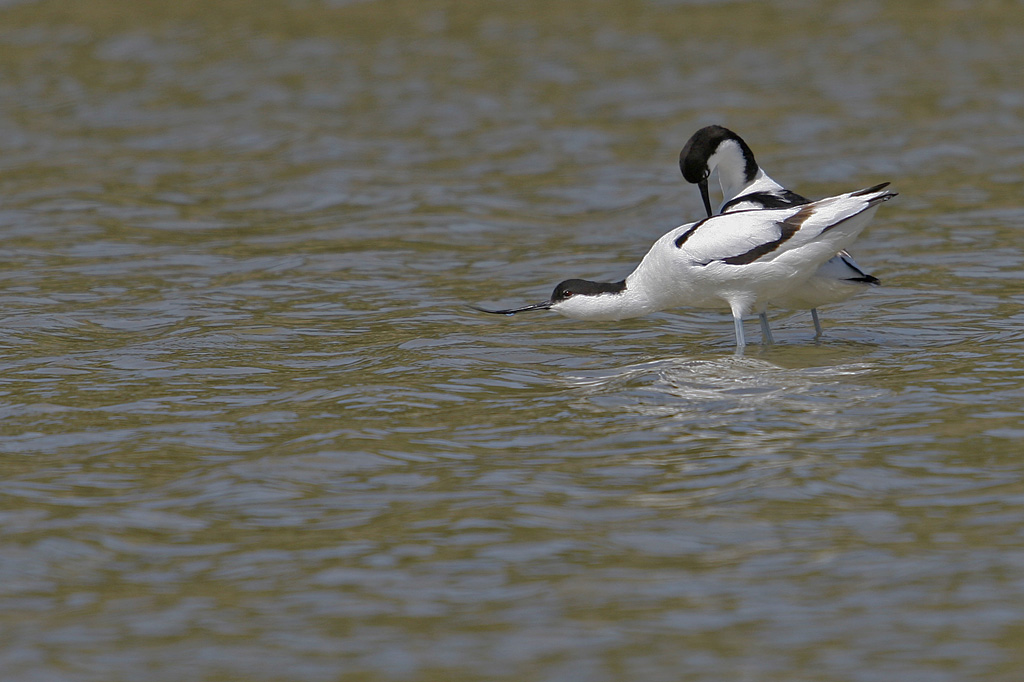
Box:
(2, 1), (1024, 680)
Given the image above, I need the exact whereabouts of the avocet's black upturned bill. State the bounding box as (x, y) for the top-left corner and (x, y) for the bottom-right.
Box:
(679, 124), (881, 338)
(474, 183), (896, 351)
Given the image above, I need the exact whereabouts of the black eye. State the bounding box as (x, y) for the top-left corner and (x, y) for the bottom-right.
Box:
(561, 290), (572, 298)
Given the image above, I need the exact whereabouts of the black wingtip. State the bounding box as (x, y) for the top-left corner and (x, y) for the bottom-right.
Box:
(850, 181), (891, 197)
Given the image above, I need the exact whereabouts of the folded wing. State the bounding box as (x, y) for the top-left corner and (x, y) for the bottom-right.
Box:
(674, 183), (894, 267)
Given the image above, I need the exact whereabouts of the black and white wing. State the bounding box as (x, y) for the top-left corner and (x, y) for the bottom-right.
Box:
(673, 183), (895, 267)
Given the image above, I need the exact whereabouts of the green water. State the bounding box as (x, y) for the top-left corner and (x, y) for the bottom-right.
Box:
(2, 1), (1024, 680)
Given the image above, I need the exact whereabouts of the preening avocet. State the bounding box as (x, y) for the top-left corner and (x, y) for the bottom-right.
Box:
(679, 124), (880, 338)
(475, 183), (896, 351)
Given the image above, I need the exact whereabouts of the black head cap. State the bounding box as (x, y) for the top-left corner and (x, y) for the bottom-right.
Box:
(679, 125), (758, 184)
(550, 278), (627, 303)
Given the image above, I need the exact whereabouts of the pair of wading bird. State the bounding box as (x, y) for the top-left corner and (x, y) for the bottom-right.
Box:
(474, 125), (897, 350)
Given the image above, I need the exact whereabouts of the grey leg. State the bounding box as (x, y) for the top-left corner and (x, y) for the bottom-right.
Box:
(758, 312), (775, 345)
(733, 315), (746, 352)
(811, 308), (823, 337)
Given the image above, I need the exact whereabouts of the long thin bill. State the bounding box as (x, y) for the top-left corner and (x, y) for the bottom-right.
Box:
(470, 302), (551, 315)
(698, 179), (714, 218)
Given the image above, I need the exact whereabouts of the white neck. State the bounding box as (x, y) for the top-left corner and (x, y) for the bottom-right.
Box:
(723, 169), (786, 203)
(551, 226), (713, 321)
(707, 141), (787, 206)
(707, 139), (754, 203)
(551, 283), (656, 321)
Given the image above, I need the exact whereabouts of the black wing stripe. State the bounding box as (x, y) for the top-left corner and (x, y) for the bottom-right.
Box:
(719, 204), (814, 265)
(720, 189), (810, 213)
(819, 201), (876, 234)
(674, 217), (712, 248)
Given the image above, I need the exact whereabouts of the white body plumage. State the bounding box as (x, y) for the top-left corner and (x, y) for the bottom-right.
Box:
(477, 183), (896, 349)
(679, 126), (881, 335)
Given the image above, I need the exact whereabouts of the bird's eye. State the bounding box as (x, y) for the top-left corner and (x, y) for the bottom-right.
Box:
(562, 290), (572, 298)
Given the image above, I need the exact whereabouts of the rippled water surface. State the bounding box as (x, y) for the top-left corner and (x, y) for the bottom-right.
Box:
(2, 1), (1024, 680)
